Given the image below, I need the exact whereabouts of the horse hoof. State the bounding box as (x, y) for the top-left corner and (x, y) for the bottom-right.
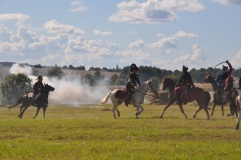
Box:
(193, 115), (196, 118)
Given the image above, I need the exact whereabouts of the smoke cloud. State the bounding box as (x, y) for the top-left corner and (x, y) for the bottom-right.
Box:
(9, 64), (111, 105)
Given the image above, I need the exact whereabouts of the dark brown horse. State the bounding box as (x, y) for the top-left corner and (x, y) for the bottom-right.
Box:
(160, 77), (211, 119)
(203, 75), (238, 116)
(9, 84), (55, 119)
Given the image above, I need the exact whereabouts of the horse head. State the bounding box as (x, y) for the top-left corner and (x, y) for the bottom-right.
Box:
(203, 74), (215, 83)
(146, 79), (157, 94)
(44, 84), (55, 92)
(161, 76), (175, 91)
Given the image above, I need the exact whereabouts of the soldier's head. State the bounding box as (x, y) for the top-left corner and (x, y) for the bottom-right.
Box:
(36, 75), (43, 81)
(130, 63), (139, 72)
(182, 65), (188, 72)
(222, 65), (228, 72)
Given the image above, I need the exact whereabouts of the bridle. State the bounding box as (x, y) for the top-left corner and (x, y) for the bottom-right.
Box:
(135, 81), (157, 96)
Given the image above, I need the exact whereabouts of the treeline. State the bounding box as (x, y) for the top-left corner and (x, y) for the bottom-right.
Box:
(111, 66), (241, 86)
(34, 64), (121, 72)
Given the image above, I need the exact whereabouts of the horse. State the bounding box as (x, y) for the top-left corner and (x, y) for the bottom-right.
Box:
(9, 84), (55, 119)
(203, 75), (238, 116)
(160, 77), (211, 119)
(235, 95), (241, 130)
(100, 79), (157, 119)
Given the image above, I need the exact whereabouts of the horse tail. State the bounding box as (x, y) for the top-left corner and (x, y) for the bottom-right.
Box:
(100, 92), (112, 105)
(8, 96), (23, 110)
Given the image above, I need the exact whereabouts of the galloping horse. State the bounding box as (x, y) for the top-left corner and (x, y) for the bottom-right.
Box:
(100, 79), (157, 119)
(160, 77), (211, 119)
(9, 84), (55, 119)
(203, 75), (238, 116)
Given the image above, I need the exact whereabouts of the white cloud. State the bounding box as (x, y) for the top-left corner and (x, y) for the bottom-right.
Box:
(109, 0), (204, 23)
(44, 19), (85, 35)
(173, 44), (208, 69)
(0, 13), (30, 23)
(231, 50), (241, 68)
(150, 36), (178, 48)
(93, 30), (112, 36)
(128, 39), (144, 48)
(149, 31), (198, 49)
(173, 31), (199, 38)
(214, 0), (241, 5)
(69, 1), (87, 12)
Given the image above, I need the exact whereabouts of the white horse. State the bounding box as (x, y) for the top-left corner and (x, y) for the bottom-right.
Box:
(100, 79), (157, 119)
(235, 95), (241, 130)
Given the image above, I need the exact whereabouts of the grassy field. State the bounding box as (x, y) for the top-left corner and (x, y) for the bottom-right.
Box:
(0, 103), (241, 160)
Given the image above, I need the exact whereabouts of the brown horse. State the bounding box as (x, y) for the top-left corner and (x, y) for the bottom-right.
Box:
(160, 77), (211, 119)
(203, 75), (237, 116)
(9, 84), (55, 119)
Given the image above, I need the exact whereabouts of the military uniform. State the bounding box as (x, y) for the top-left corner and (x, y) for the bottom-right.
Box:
(125, 63), (140, 107)
(175, 65), (195, 104)
(33, 75), (44, 105)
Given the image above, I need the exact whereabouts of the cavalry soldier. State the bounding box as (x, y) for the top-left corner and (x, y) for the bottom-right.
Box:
(215, 60), (232, 100)
(33, 75), (44, 106)
(125, 63), (140, 107)
(216, 60), (232, 87)
(175, 65), (195, 104)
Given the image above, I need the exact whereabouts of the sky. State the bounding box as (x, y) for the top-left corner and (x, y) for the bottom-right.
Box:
(0, 0), (241, 71)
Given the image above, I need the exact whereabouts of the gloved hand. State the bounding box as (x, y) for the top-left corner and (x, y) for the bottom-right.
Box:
(226, 60), (229, 63)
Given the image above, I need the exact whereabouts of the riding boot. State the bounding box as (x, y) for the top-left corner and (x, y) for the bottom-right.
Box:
(125, 92), (132, 107)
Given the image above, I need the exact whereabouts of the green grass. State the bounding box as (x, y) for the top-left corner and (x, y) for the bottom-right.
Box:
(0, 103), (240, 160)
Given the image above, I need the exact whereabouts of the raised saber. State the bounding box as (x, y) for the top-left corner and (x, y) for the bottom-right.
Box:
(214, 61), (226, 68)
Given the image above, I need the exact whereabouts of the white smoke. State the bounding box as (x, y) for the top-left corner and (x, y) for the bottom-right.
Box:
(9, 64), (111, 105)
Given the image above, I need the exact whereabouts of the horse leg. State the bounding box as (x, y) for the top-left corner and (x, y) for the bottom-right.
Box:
(33, 107), (41, 119)
(18, 105), (24, 117)
(135, 104), (144, 119)
(211, 103), (216, 116)
(112, 105), (117, 119)
(236, 110), (241, 130)
(160, 101), (174, 118)
(19, 106), (28, 119)
(43, 107), (46, 118)
(178, 104), (187, 119)
(193, 107), (202, 119)
(205, 107), (211, 120)
(221, 104), (224, 116)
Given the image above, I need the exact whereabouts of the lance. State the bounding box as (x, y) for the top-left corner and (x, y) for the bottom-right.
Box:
(214, 61), (226, 68)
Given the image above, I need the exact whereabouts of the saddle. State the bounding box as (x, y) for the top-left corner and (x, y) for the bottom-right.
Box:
(174, 86), (188, 104)
(115, 89), (134, 103)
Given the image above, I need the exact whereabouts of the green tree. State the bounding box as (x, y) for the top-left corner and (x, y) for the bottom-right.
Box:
(47, 66), (63, 79)
(110, 74), (118, 85)
(150, 77), (160, 90)
(0, 73), (32, 104)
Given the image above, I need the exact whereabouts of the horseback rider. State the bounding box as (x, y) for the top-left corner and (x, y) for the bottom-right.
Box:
(175, 65), (195, 104)
(215, 60), (232, 100)
(125, 63), (140, 107)
(33, 75), (44, 106)
(216, 60), (232, 87)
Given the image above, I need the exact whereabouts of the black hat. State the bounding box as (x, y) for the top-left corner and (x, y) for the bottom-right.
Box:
(182, 65), (188, 71)
(222, 65), (228, 71)
(36, 75), (43, 80)
(131, 63), (139, 72)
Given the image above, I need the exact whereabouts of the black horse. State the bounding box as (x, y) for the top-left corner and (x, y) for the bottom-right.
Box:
(9, 84), (55, 119)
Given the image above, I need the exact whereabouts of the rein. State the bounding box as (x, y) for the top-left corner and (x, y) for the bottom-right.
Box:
(135, 84), (156, 96)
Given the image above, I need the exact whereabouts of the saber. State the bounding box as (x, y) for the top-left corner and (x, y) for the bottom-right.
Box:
(214, 61), (226, 68)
